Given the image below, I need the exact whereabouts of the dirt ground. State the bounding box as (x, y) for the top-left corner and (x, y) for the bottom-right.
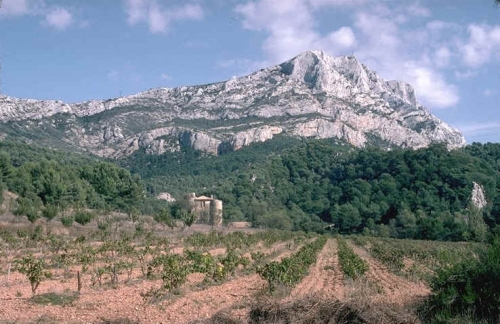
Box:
(0, 217), (432, 324)
(202, 238), (431, 324)
(0, 235), (299, 324)
(348, 241), (430, 306)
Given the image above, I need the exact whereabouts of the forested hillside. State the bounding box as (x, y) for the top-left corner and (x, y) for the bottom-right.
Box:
(0, 141), (146, 222)
(1, 138), (499, 242)
(125, 139), (500, 240)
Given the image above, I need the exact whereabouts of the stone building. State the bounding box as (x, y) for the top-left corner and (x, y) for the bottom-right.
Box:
(185, 193), (223, 226)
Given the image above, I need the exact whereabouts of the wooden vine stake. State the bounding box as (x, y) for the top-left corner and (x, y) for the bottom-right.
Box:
(6, 262), (11, 286)
(77, 271), (82, 292)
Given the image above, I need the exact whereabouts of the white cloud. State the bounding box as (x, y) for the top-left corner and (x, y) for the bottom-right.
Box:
(483, 89), (492, 97)
(0, 0), (48, 17)
(434, 46), (451, 68)
(125, 0), (203, 34)
(308, 0), (367, 8)
(126, 0), (146, 24)
(327, 26), (356, 49)
(148, 3), (167, 33)
(1, 1), (83, 31)
(426, 20), (458, 32)
(172, 4), (203, 20)
(160, 73), (172, 80)
(458, 122), (500, 137)
(354, 12), (400, 54)
(454, 70), (477, 80)
(107, 70), (119, 81)
(235, 0), (357, 64)
(405, 65), (459, 108)
(460, 23), (500, 68)
(406, 2), (431, 17)
(352, 10), (460, 108)
(45, 7), (72, 30)
(235, 0), (314, 62)
(233, 0), (471, 109)
(1, 0), (30, 16)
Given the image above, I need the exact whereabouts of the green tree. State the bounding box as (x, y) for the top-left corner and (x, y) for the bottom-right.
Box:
(396, 209), (417, 238)
(154, 208), (176, 230)
(180, 209), (197, 229)
(14, 254), (50, 294)
(254, 210), (293, 230)
(467, 207), (489, 242)
(332, 203), (361, 233)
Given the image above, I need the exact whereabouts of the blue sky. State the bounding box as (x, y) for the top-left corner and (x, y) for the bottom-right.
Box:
(0, 0), (498, 143)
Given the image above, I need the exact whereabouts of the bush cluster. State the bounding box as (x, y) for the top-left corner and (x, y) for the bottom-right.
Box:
(183, 248), (249, 282)
(337, 237), (368, 280)
(184, 230), (306, 249)
(355, 236), (486, 280)
(257, 236), (327, 292)
(423, 238), (500, 322)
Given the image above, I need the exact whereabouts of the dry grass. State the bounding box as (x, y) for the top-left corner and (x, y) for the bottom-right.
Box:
(197, 295), (364, 324)
(200, 292), (425, 324)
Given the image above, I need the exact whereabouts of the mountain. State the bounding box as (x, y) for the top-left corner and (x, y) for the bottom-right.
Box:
(0, 50), (465, 157)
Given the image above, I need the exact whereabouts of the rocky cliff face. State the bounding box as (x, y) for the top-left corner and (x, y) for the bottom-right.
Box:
(0, 50), (466, 157)
(470, 181), (487, 210)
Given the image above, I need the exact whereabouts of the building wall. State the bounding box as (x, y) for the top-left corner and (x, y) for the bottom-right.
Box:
(185, 193), (223, 226)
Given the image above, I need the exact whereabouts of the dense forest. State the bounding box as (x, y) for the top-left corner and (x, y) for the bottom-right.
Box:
(0, 141), (147, 222)
(1, 138), (499, 242)
(124, 138), (500, 241)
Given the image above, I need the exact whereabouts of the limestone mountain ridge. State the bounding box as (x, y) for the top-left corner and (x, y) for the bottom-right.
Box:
(0, 50), (466, 157)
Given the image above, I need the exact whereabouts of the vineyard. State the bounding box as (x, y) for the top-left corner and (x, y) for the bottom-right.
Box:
(0, 219), (490, 323)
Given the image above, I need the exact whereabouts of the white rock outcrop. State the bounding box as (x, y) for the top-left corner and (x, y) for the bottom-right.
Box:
(0, 50), (466, 156)
(470, 182), (487, 210)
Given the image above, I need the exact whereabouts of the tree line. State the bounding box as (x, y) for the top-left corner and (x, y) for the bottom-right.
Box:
(0, 141), (146, 222)
(127, 138), (500, 241)
(3, 138), (499, 241)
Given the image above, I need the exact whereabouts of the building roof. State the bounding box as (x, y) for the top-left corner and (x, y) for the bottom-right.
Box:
(194, 195), (213, 201)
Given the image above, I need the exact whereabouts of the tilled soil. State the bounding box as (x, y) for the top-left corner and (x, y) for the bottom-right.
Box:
(286, 238), (345, 301)
(0, 241), (298, 324)
(0, 237), (433, 324)
(349, 242), (430, 306)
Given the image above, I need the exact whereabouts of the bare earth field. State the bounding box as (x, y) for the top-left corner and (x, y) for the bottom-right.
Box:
(0, 218), (440, 324)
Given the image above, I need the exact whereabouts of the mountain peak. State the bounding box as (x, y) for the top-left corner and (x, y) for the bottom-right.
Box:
(0, 51), (466, 155)
(280, 50), (421, 108)
(279, 50), (378, 97)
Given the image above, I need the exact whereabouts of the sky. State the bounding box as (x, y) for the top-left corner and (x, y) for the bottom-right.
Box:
(0, 0), (498, 144)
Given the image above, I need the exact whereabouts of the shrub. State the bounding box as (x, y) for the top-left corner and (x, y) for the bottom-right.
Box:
(214, 249), (250, 281)
(184, 249), (216, 274)
(154, 208), (176, 229)
(422, 238), (500, 322)
(14, 254), (50, 294)
(74, 210), (94, 225)
(337, 237), (368, 280)
(31, 292), (79, 306)
(42, 204), (59, 220)
(148, 254), (188, 292)
(257, 236), (327, 292)
(60, 216), (74, 227)
(14, 197), (41, 223)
